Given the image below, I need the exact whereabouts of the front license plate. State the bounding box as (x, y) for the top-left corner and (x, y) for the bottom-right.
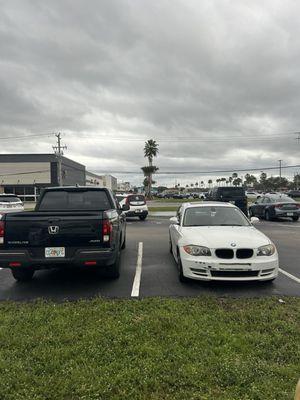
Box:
(287, 212), (293, 216)
(135, 210), (142, 213)
(45, 247), (65, 258)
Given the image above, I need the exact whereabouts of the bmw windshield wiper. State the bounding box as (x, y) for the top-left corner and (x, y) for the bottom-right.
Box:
(218, 224), (243, 226)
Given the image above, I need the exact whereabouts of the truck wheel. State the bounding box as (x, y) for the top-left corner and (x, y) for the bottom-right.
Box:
(11, 268), (34, 282)
(292, 216), (299, 222)
(105, 250), (120, 279)
(121, 234), (126, 249)
(139, 215), (147, 221)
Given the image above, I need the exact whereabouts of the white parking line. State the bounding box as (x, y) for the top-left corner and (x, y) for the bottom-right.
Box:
(275, 224), (300, 228)
(279, 268), (300, 284)
(131, 242), (143, 298)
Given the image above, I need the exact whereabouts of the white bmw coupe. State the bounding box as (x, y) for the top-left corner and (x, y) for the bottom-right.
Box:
(169, 202), (278, 283)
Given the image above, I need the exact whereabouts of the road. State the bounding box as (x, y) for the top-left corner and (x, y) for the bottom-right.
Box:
(0, 218), (299, 301)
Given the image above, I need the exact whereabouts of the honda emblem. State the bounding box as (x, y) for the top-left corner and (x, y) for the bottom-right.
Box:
(48, 226), (59, 235)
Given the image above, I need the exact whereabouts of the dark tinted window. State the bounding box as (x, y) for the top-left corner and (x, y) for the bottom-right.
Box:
(127, 195), (145, 203)
(218, 188), (245, 197)
(39, 190), (111, 211)
(0, 195), (21, 203)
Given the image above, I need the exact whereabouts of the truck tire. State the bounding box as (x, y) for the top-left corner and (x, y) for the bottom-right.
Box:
(105, 250), (120, 279)
(11, 268), (34, 282)
(139, 215), (147, 221)
(121, 232), (126, 250)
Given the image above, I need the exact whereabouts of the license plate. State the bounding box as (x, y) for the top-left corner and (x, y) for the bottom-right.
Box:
(287, 213), (293, 216)
(135, 210), (142, 213)
(45, 247), (65, 258)
(229, 201), (235, 204)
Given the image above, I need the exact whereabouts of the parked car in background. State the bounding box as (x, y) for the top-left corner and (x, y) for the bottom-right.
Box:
(205, 186), (248, 215)
(249, 194), (300, 221)
(0, 194), (24, 219)
(199, 192), (208, 200)
(116, 194), (148, 220)
(245, 191), (261, 200)
(287, 190), (300, 199)
(169, 202), (278, 283)
(0, 187), (128, 281)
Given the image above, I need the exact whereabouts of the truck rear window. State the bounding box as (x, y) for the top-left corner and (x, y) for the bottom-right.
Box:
(39, 190), (112, 211)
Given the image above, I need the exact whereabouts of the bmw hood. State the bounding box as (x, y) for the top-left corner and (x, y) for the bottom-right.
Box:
(179, 226), (271, 249)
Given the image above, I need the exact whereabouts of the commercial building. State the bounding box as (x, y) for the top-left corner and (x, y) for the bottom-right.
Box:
(86, 172), (117, 191)
(117, 181), (132, 192)
(0, 154), (85, 202)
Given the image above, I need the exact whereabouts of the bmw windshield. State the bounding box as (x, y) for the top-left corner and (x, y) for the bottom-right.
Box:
(183, 206), (250, 227)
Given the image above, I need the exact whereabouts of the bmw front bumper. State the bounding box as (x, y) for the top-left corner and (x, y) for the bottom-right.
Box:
(180, 249), (279, 281)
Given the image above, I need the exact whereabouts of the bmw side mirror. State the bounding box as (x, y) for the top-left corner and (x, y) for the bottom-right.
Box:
(122, 204), (130, 211)
(169, 216), (179, 225)
(250, 217), (260, 224)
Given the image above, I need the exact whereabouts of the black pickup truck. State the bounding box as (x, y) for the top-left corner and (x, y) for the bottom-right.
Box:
(0, 187), (128, 282)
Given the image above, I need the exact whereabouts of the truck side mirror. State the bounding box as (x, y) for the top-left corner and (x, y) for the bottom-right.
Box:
(122, 204), (130, 211)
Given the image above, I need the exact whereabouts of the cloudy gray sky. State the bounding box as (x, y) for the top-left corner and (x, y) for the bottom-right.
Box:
(1, 0), (300, 186)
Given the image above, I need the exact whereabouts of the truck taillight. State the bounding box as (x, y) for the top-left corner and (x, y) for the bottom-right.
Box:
(103, 219), (113, 242)
(125, 197), (130, 205)
(0, 221), (4, 244)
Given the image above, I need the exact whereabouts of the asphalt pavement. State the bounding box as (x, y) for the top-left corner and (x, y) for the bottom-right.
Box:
(0, 217), (299, 301)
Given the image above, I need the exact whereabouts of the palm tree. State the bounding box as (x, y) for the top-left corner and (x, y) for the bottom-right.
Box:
(208, 179), (212, 188)
(142, 139), (159, 198)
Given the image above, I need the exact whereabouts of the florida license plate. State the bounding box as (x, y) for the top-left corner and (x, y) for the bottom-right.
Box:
(45, 247), (65, 258)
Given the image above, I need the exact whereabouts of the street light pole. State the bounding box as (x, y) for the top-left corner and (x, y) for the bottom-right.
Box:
(278, 160), (282, 190)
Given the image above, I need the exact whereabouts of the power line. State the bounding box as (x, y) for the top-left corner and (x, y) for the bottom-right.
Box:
(92, 163), (300, 175)
(0, 170), (49, 177)
(0, 133), (54, 141)
(0, 131), (299, 143)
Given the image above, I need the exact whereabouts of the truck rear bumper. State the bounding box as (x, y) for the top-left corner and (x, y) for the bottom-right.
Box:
(0, 247), (118, 270)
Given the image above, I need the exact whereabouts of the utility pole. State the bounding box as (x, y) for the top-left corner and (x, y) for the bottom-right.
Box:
(278, 159), (282, 189)
(53, 132), (67, 186)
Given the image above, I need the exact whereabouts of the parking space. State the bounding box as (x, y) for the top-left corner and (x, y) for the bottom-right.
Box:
(0, 217), (299, 301)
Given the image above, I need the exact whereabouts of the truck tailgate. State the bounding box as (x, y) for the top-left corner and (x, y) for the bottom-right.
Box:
(4, 212), (104, 257)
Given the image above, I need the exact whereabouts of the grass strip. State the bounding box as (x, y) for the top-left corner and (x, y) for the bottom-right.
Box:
(149, 206), (178, 212)
(0, 297), (299, 400)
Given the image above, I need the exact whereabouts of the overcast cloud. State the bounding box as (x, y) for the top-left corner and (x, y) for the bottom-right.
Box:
(0, 0), (300, 185)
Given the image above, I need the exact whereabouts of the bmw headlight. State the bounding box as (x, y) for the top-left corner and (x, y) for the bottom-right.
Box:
(183, 245), (211, 256)
(257, 244), (276, 256)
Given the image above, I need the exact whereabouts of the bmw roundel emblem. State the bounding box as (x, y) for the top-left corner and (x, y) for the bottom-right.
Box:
(231, 243), (237, 247)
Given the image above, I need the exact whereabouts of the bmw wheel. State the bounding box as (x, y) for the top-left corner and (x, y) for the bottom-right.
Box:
(178, 252), (189, 283)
